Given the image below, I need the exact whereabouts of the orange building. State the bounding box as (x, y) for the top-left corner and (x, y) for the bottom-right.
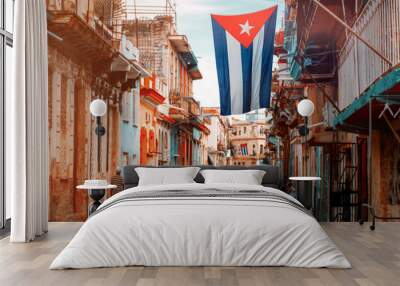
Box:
(139, 75), (166, 166)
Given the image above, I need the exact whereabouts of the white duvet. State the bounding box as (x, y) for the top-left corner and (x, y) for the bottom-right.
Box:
(50, 183), (351, 269)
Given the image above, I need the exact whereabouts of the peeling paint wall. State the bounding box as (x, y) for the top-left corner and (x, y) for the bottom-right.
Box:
(48, 46), (121, 221)
(48, 47), (91, 221)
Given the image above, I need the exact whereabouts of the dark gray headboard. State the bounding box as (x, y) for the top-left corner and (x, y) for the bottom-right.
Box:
(122, 165), (281, 189)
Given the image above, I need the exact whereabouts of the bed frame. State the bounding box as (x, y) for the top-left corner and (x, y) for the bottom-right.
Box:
(122, 165), (282, 190)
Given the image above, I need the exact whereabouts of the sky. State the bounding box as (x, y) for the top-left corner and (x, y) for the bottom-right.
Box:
(174, 0), (285, 107)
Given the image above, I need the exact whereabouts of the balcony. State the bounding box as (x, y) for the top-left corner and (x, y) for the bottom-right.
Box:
(168, 35), (203, 80)
(338, 0), (400, 111)
(47, 0), (124, 64)
(186, 97), (201, 117)
(169, 96), (189, 120)
(169, 96), (200, 118)
(141, 87), (166, 106)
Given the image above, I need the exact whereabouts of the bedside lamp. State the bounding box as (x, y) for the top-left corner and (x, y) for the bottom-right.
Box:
(90, 99), (107, 173)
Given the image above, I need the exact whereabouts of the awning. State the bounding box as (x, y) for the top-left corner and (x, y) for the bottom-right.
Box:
(111, 53), (151, 79)
(334, 68), (400, 132)
(169, 35), (202, 80)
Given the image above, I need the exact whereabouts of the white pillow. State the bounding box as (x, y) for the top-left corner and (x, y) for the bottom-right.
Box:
(135, 167), (200, 186)
(200, 169), (266, 185)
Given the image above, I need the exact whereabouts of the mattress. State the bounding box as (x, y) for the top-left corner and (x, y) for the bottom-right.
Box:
(50, 183), (351, 269)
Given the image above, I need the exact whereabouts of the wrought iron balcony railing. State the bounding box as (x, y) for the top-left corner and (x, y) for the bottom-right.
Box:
(47, 0), (125, 47)
(169, 95), (200, 117)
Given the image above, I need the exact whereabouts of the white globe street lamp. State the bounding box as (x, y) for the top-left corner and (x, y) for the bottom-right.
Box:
(90, 99), (107, 117)
(90, 99), (107, 137)
(297, 99), (315, 117)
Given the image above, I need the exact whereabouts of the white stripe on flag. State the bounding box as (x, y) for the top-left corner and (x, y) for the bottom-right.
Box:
(251, 25), (264, 111)
(226, 32), (243, 114)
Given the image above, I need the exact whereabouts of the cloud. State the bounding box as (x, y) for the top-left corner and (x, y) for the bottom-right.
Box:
(193, 56), (220, 107)
(175, 0), (227, 15)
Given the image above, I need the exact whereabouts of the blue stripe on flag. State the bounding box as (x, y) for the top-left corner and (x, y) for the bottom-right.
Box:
(211, 18), (231, 115)
(259, 9), (277, 108)
(241, 43), (253, 113)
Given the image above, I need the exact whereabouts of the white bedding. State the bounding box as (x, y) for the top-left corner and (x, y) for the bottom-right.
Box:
(50, 183), (351, 269)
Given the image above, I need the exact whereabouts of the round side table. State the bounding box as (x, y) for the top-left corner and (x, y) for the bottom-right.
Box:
(76, 184), (117, 216)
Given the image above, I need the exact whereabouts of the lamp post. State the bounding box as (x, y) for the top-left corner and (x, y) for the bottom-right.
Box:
(297, 99), (315, 176)
(90, 99), (107, 173)
(291, 98), (319, 215)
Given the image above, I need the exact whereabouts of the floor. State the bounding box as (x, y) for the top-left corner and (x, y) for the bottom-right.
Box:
(0, 222), (399, 286)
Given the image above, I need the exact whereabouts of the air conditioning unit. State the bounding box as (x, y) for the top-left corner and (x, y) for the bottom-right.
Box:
(121, 35), (139, 62)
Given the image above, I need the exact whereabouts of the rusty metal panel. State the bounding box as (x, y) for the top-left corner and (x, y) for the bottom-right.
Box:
(338, 0), (400, 110)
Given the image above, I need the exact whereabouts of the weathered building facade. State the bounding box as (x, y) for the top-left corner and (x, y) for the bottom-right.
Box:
(124, 14), (209, 166)
(47, 0), (148, 221)
(272, 0), (400, 221)
(202, 107), (231, 166)
(229, 117), (269, 166)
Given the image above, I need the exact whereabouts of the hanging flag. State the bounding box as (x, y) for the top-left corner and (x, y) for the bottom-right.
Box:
(211, 6), (277, 115)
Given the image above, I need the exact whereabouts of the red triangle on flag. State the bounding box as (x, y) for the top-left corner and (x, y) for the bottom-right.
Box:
(212, 6), (277, 48)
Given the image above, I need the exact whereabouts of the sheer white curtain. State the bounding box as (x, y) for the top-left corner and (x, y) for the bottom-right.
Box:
(9, 0), (49, 242)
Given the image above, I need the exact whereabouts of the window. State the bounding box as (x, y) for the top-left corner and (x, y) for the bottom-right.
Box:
(1, 0), (14, 231)
(240, 144), (248, 156)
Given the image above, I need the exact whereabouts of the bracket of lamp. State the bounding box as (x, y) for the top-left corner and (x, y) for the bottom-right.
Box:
(95, 116), (106, 136)
(298, 125), (309, 136)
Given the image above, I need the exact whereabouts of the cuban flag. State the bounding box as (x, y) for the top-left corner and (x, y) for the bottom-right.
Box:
(211, 6), (277, 115)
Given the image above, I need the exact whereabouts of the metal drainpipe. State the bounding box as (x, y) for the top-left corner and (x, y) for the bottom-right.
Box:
(97, 116), (101, 174)
(367, 99), (372, 219)
(305, 116), (309, 177)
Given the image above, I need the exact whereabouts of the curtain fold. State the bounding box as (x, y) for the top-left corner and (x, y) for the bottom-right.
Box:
(10, 0), (49, 242)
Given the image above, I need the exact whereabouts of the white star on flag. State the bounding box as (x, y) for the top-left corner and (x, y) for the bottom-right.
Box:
(239, 20), (255, 36)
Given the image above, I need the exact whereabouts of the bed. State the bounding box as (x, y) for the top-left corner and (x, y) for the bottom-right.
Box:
(50, 165), (351, 269)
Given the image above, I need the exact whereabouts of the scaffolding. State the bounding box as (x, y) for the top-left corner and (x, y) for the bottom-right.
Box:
(120, 0), (177, 75)
(124, 0), (176, 20)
